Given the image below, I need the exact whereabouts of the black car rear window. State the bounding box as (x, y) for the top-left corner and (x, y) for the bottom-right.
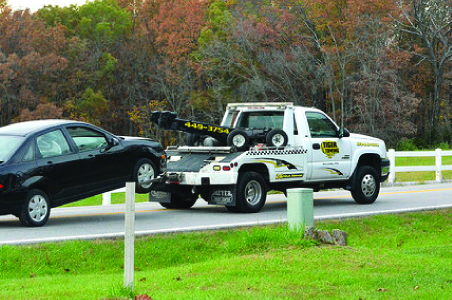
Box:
(0, 135), (24, 162)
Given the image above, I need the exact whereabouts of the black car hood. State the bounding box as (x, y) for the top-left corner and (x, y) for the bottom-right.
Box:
(119, 136), (164, 152)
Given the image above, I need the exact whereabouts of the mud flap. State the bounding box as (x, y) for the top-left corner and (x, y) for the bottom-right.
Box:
(208, 186), (236, 206)
(149, 190), (171, 203)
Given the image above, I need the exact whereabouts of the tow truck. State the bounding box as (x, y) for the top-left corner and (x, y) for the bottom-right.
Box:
(150, 102), (390, 213)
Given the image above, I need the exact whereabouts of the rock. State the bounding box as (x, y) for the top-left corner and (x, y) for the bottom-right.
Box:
(332, 229), (348, 246)
(304, 226), (318, 240)
(317, 230), (334, 244)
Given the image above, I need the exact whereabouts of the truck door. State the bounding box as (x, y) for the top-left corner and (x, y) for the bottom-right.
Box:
(305, 111), (352, 181)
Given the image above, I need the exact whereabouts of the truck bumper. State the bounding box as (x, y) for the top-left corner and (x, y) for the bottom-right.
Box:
(380, 158), (390, 182)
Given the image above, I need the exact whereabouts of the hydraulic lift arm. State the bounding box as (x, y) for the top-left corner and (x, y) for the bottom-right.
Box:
(150, 111), (232, 144)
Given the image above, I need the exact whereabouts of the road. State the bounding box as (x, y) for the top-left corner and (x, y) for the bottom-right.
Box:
(1, 183), (452, 245)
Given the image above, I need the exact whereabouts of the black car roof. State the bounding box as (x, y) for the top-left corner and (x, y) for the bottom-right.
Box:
(0, 119), (88, 136)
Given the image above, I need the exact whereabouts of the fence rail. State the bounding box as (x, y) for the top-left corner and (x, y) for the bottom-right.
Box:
(387, 149), (452, 184)
(101, 149), (452, 205)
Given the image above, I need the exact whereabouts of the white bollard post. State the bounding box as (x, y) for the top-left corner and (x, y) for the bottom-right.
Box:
(435, 148), (442, 183)
(388, 149), (396, 184)
(287, 188), (314, 231)
(102, 192), (111, 206)
(124, 182), (135, 291)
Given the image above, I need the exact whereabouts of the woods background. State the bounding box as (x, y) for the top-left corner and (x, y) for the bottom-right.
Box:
(1, 0), (451, 149)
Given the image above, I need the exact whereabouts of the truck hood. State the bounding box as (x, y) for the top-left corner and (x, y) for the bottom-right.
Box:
(349, 133), (384, 144)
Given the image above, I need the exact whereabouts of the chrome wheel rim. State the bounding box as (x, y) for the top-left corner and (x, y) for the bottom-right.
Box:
(28, 195), (48, 222)
(361, 174), (376, 197)
(138, 163), (155, 189)
(245, 180), (262, 206)
(232, 134), (246, 148)
(271, 134), (285, 147)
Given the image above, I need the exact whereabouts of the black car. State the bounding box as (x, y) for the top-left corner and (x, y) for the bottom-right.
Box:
(0, 120), (166, 227)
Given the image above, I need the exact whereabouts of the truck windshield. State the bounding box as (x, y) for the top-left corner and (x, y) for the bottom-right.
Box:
(0, 135), (24, 162)
(236, 111), (284, 130)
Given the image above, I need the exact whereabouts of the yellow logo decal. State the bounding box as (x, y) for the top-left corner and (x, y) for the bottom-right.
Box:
(276, 173), (304, 180)
(321, 141), (339, 159)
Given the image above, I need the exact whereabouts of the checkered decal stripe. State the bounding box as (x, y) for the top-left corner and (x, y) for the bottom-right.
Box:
(246, 149), (307, 155)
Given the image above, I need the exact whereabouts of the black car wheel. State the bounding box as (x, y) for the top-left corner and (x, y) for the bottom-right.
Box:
(19, 189), (51, 227)
(134, 158), (156, 194)
(160, 193), (197, 209)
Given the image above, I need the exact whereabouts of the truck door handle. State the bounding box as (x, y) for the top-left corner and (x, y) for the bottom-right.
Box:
(313, 143), (320, 150)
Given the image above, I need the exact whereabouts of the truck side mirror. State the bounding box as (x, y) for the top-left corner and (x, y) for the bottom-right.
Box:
(339, 128), (350, 138)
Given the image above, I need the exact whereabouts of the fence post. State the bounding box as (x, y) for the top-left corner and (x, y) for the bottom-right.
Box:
(435, 148), (442, 183)
(287, 188), (314, 231)
(124, 182), (135, 291)
(102, 192), (111, 206)
(388, 149), (395, 184)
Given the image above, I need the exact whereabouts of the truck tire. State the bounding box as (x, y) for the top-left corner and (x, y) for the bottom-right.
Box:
(133, 158), (156, 194)
(19, 189), (51, 227)
(235, 172), (267, 213)
(160, 193), (197, 209)
(227, 130), (249, 151)
(351, 166), (380, 204)
(266, 129), (288, 148)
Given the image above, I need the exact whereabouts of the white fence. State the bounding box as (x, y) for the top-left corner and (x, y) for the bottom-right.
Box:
(100, 149), (452, 205)
(387, 149), (452, 184)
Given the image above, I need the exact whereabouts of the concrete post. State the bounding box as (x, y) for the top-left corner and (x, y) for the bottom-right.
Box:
(124, 182), (135, 291)
(287, 188), (314, 231)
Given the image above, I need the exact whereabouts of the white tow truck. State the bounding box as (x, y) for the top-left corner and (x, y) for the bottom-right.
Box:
(150, 102), (390, 213)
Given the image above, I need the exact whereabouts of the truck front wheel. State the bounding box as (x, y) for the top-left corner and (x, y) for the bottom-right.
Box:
(160, 194), (197, 209)
(235, 172), (267, 213)
(351, 166), (380, 204)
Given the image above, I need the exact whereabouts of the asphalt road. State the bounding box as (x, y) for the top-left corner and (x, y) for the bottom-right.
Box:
(1, 183), (452, 245)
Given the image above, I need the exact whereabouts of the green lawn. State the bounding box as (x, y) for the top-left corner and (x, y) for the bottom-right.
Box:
(0, 208), (451, 299)
(394, 155), (452, 182)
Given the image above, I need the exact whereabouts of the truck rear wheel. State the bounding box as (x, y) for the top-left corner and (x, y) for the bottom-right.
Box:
(235, 172), (267, 213)
(160, 193), (197, 209)
(351, 166), (380, 204)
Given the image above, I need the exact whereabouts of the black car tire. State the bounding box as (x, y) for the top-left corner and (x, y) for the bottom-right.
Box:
(227, 130), (249, 151)
(19, 189), (51, 227)
(134, 158), (157, 194)
(265, 129), (288, 148)
(235, 172), (267, 213)
(160, 193), (197, 209)
(351, 166), (380, 204)
(187, 133), (204, 146)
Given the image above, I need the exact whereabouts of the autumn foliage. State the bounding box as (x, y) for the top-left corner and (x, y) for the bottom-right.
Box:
(0, 0), (451, 147)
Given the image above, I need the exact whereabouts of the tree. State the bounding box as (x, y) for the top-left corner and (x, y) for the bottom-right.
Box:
(393, 0), (452, 142)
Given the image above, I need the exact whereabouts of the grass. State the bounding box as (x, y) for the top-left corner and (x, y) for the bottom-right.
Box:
(0, 208), (451, 299)
(394, 155), (452, 182)
(61, 193), (150, 207)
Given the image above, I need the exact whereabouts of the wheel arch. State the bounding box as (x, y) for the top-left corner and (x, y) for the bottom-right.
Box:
(238, 163), (270, 185)
(347, 153), (381, 190)
(23, 177), (54, 207)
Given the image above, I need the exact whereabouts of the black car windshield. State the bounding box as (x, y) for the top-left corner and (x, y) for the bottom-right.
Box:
(0, 135), (24, 162)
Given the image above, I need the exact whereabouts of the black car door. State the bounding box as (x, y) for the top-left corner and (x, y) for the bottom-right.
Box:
(64, 126), (128, 193)
(35, 129), (84, 204)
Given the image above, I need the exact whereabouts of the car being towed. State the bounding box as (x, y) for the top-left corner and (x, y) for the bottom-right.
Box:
(0, 119), (166, 227)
